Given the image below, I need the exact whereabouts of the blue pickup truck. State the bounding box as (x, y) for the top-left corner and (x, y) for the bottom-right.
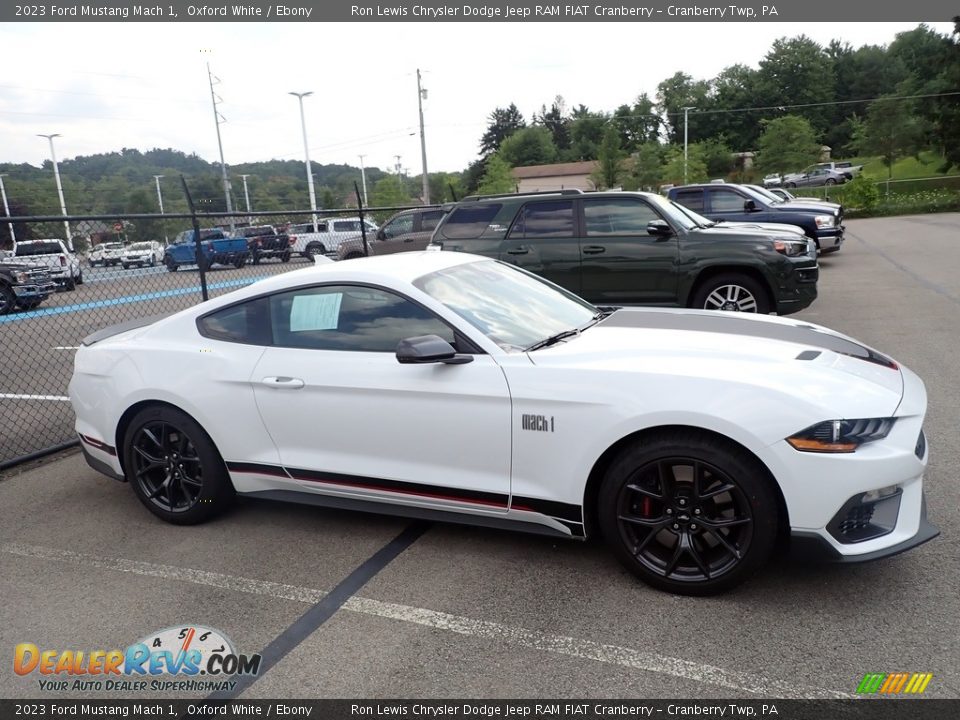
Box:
(164, 229), (249, 272)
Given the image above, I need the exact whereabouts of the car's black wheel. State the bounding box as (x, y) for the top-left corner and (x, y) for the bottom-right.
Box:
(76, 270), (83, 285)
(692, 273), (770, 314)
(597, 430), (779, 595)
(304, 242), (325, 260)
(280, 252), (291, 263)
(122, 264), (130, 270)
(344, 252), (364, 261)
(149, 256), (156, 267)
(64, 276), (76, 291)
(123, 405), (234, 525)
(197, 256), (211, 272)
(0, 285), (15, 316)
(825, 178), (837, 186)
(252, 252), (261, 265)
(165, 257), (178, 272)
(233, 256), (246, 269)
(785, 182), (796, 189)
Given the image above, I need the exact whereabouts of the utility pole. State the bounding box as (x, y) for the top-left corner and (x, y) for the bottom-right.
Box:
(239, 174), (252, 212)
(416, 69), (430, 204)
(153, 175), (167, 244)
(207, 63), (235, 232)
(394, 155), (403, 188)
(0, 174), (15, 244)
(358, 154), (368, 206)
(290, 91), (319, 232)
(37, 133), (71, 245)
(682, 106), (696, 185)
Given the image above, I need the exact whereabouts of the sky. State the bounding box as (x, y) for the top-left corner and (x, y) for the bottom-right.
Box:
(0, 21), (955, 177)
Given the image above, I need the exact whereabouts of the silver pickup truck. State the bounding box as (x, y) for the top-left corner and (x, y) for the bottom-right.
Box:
(286, 218), (378, 259)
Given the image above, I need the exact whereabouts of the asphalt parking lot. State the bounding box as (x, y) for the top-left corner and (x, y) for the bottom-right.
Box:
(2, 214), (959, 700)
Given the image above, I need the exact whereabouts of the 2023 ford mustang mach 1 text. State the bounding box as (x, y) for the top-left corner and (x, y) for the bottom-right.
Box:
(69, 252), (938, 594)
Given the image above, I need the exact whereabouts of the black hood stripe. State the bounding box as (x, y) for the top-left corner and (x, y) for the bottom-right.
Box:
(601, 310), (897, 370)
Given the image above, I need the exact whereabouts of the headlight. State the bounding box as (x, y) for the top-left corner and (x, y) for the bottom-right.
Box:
(814, 214), (835, 229)
(787, 418), (896, 453)
(773, 239), (807, 256)
(14, 271), (29, 283)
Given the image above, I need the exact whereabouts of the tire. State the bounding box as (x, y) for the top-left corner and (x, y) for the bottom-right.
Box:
(280, 252), (291, 263)
(197, 256), (211, 273)
(825, 178), (837, 186)
(691, 273), (771, 314)
(122, 405), (234, 525)
(0, 285), (15, 316)
(785, 182), (796, 189)
(75, 270), (83, 285)
(252, 252), (261, 266)
(233, 256), (246, 269)
(597, 430), (779, 595)
(149, 256), (156, 267)
(304, 242), (325, 260)
(344, 252), (364, 261)
(122, 264), (130, 270)
(64, 276), (76, 292)
(165, 257), (179, 272)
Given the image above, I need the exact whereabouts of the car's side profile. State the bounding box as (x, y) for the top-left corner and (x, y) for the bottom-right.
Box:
(70, 253), (937, 595)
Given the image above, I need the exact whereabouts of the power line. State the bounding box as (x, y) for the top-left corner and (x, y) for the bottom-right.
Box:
(672, 90), (960, 117)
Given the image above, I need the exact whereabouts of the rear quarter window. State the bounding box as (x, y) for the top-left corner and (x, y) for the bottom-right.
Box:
(672, 189), (704, 212)
(439, 204), (502, 239)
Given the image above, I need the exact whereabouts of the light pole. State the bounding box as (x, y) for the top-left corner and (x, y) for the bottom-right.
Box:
(290, 91), (319, 232)
(416, 69), (430, 204)
(0, 174), (15, 244)
(206, 64), (235, 232)
(153, 175), (168, 244)
(239, 174), (252, 221)
(37, 133), (71, 245)
(358, 154), (368, 206)
(681, 106), (696, 185)
(394, 155), (403, 188)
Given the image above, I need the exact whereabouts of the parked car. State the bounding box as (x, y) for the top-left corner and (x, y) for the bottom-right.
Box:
(761, 173), (783, 188)
(0, 259), (57, 314)
(235, 225), (293, 265)
(88, 242), (125, 267)
(70, 251), (937, 595)
(287, 218), (379, 259)
(164, 229), (248, 272)
(667, 183), (844, 254)
(121, 241), (164, 269)
(429, 189), (818, 316)
(11, 239), (83, 290)
(781, 165), (849, 188)
(338, 207), (445, 260)
(759, 186), (840, 206)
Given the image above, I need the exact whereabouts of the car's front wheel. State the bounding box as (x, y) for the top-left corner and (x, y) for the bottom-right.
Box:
(692, 274), (771, 314)
(123, 405), (234, 525)
(597, 431), (779, 595)
(0, 285), (15, 316)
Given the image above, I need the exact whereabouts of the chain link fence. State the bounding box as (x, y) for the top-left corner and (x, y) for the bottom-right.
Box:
(0, 199), (429, 469)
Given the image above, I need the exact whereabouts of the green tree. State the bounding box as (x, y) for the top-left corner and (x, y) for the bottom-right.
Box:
(854, 96), (928, 181)
(591, 125), (625, 189)
(709, 64), (764, 151)
(369, 175), (409, 214)
(627, 143), (663, 191)
(479, 104), (526, 156)
(699, 139), (735, 178)
(756, 36), (836, 136)
(568, 106), (609, 161)
(655, 72), (710, 145)
(612, 93), (660, 153)
(476, 153), (515, 195)
(660, 145), (707, 186)
(756, 115), (821, 174)
(499, 126), (559, 167)
(534, 96), (571, 153)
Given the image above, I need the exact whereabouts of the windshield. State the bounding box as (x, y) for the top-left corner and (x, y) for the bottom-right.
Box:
(645, 194), (699, 232)
(745, 185), (783, 204)
(669, 201), (716, 228)
(16, 241), (62, 256)
(128, 243), (152, 250)
(414, 259), (597, 352)
(738, 185), (772, 205)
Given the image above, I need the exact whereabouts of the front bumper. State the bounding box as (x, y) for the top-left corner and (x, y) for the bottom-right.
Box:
(817, 226), (844, 253)
(13, 282), (57, 300)
(773, 261), (819, 316)
(791, 494), (939, 562)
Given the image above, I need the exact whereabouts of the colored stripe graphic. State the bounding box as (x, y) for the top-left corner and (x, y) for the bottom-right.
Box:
(857, 672), (933, 694)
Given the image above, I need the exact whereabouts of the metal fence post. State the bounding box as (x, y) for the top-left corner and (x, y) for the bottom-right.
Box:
(180, 176), (209, 301)
(355, 181), (369, 257)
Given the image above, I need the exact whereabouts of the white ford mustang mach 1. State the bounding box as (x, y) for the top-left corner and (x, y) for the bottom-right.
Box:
(69, 252), (938, 594)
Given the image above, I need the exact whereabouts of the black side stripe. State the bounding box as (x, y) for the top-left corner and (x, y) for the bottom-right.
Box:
(79, 434), (116, 456)
(226, 461), (290, 479)
(509, 496), (584, 524)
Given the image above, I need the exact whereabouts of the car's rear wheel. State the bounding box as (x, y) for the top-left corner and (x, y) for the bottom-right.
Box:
(123, 405), (234, 525)
(785, 182), (796, 189)
(825, 178), (837, 186)
(233, 256), (246, 269)
(692, 273), (770, 314)
(304, 242), (325, 260)
(165, 257), (178, 272)
(64, 276), (76, 291)
(0, 285), (15, 316)
(597, 431), (779, 595)
(280, 252), (291, 263)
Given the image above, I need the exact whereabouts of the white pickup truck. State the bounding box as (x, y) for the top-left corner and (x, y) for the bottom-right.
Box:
(287, 218), (378, 259)
(11, 239), (83, 290)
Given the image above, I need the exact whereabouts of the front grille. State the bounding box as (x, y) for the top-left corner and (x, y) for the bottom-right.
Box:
(915, 430), (926, 459)
(837, 505), (875, 536)
(827, 489), (902, 544)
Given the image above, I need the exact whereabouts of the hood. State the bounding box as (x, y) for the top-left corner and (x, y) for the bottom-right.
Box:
(528, 308), (903, 418)
(711, 221), (806, 237)
(774, 201), (840, 214)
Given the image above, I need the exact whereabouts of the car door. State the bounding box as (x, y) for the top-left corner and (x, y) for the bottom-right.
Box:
(251, 283), (512, 512)
(376, 212), (415, 254)
(578, 196), (679, 305)
(499, 199), (581, 295)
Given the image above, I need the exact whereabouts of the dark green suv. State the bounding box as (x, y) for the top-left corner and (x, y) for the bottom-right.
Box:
(428, 189), (819, 315)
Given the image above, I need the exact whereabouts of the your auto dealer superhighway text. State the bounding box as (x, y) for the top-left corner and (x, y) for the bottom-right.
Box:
(350, 5), (778, 18)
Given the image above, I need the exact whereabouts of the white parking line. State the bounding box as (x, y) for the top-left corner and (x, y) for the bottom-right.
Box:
(1, 541), (851, 699)
(52, 346), (80, 350)
(0, 394), (70, 401)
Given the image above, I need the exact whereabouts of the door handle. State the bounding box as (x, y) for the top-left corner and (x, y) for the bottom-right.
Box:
(261, 376), (304, 389)
(505, 247), (529, 255)
(582, 245), (606, 255)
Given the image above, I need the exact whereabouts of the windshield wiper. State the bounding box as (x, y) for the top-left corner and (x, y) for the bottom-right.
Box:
(525, 310), (612, 352)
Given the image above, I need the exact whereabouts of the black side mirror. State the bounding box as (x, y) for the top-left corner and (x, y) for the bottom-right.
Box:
(743, 199), (757, 212)
(376, 229), (386, 241)
(396, 335), (473, 365)
(646, 219), (673, 237)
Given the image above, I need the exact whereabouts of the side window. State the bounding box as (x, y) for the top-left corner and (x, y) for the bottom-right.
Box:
(584, 198), (661, 236)
(420, 210), (444, 232)
(198, 297), (271, 346)
(269, 285), (455, 353)
(508, 200), (574, 239)
(439, 204), (501, 239)
(710, 189), (747, 213)
(672, 189), (704, 212)
(383, 214), (414, 238)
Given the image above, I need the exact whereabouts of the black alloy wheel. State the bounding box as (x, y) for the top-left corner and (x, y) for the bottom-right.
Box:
(0, 285), (15, 315)
(598, 432), (778, 595)
(124, 405), (233, 524)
